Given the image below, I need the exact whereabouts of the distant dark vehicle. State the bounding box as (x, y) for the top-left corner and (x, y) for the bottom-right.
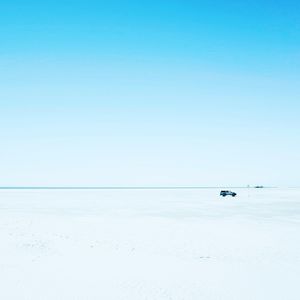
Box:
(220, 190), (237, 197)
(255, 186), (264, 188)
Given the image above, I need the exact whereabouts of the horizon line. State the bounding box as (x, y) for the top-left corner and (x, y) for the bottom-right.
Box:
(0, 186), (277, 190)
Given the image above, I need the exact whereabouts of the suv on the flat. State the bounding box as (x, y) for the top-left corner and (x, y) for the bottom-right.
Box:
(220, 190), (237, 197)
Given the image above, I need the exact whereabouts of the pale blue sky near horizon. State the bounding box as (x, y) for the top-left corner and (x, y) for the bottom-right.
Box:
(0, 0), (299, 186)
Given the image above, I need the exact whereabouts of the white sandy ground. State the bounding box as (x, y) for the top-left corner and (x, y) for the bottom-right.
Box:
(0, 188), (300, 300)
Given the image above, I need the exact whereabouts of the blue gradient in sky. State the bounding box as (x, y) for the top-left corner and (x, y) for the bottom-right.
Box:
(0, 0), (299, 186)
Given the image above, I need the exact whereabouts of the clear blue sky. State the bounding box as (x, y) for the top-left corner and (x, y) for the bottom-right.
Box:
(0, 0), (299, 186)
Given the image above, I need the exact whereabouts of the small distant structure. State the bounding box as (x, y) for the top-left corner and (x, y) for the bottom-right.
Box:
(254, 185), (264, 188)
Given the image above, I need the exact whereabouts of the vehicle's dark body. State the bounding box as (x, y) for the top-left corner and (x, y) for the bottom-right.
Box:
(220, 190), (237, 197)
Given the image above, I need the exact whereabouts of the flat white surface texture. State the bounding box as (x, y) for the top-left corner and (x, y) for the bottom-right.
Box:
(0, 188), (299, 299)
